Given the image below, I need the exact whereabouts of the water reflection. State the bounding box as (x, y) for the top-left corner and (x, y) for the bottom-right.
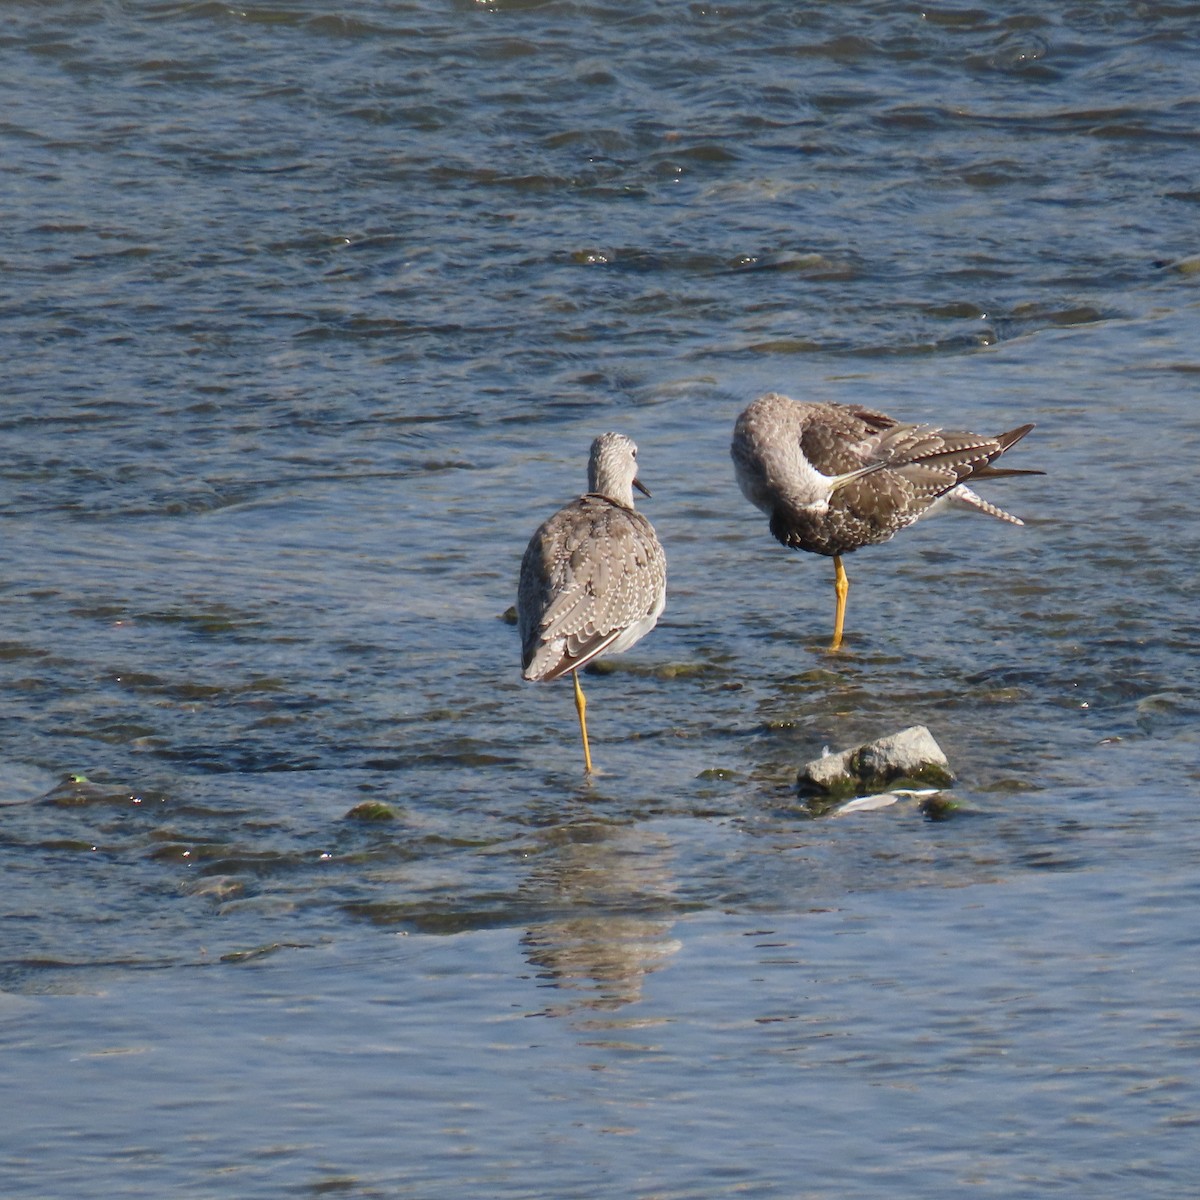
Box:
(518, 818), (682, 1020)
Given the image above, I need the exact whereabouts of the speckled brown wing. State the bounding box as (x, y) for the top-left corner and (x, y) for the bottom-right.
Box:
(769, 406), (1027, 557)
(518, 496), (666, 683)
(798, 404), (897, 475)
(830, 423), (1031, 551)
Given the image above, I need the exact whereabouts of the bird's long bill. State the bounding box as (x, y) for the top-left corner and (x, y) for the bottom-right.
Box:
(634, 476), (652, 498)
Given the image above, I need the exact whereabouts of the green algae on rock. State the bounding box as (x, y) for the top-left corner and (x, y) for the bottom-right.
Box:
(344, 801), (397, 822)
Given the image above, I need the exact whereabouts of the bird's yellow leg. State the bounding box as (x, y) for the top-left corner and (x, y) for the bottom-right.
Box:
(830, 554), (849, 651)
(572, 669), (593, 774)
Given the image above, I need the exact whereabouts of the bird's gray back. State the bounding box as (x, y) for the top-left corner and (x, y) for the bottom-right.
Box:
(519, 495), (666, 682)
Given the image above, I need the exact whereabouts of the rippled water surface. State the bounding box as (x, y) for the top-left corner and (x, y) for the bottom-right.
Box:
(3, 2), (1199, 1196)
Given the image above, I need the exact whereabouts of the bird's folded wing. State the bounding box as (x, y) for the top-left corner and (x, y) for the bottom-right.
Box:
(529, 508), (662, 680)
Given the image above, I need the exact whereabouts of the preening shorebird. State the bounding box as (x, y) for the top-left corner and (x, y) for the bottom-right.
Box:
(731, 392), (1041, 650)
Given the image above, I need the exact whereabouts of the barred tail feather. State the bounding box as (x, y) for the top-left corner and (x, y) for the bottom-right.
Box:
(944, 485), (1026, 525)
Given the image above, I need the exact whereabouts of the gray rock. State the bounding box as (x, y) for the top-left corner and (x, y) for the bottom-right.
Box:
(799, 725), (955, 799)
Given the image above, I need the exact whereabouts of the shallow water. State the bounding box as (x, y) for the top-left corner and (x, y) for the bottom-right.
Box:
(2, 2), (1199, 1196)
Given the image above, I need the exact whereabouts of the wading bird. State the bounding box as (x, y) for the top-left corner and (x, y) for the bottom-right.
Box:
(518, 432), (667, 773)
(731, 392), (1040, 650)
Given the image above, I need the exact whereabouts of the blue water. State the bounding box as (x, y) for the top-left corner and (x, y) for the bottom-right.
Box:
(2, 2), (1199, 1196)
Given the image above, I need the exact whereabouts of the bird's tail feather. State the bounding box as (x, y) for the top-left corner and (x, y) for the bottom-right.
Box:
(970, 465), (1045, 480)
(945, 485), (1026, 525)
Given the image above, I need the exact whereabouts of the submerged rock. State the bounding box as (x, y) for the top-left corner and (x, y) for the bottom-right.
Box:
(37, 773), (145, 808)
(344, 800), (397, 822)
(798, 725), (955, 800)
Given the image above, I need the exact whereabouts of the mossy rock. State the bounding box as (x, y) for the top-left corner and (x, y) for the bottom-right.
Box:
(39, 774), (138, 808)
(696, 767), (739, 782)
(920, 793), (963, 821)
(344, 801), (397, 822)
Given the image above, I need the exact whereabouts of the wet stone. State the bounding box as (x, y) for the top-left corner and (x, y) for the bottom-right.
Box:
(344, 801), (397, 822)
(37, 773), (143, 808)
(798, 725), (956, 800)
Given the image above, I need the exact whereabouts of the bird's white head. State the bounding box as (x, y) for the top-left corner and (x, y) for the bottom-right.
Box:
(587, 432), (650, 508)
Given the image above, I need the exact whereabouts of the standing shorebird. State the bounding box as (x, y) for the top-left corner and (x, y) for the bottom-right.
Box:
(731, 392), (1041, 651)
(518, 432), (667, 774)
